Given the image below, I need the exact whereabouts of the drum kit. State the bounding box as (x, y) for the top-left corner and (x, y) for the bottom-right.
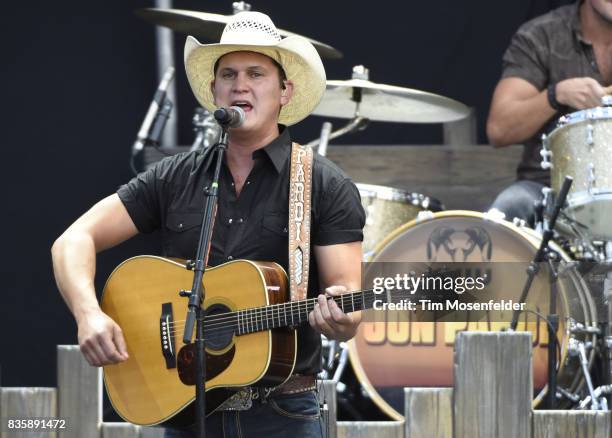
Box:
(134, 2), (612, 421)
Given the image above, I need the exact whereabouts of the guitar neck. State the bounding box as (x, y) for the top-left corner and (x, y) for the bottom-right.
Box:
(231, 289), (378, 336)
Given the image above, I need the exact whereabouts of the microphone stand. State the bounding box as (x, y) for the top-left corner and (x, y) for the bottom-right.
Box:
(182, 123), (231, 438)
(510, 176), (573, 409)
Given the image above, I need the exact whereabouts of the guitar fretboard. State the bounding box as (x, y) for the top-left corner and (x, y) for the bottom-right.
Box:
(232, 289), (379, 335)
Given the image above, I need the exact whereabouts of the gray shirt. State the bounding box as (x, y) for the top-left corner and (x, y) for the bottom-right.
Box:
(501, 2), (607, 184)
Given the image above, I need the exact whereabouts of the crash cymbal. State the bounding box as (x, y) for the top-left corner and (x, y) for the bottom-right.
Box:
(313, 68), (470, 123)
(135, 8), (343, 60)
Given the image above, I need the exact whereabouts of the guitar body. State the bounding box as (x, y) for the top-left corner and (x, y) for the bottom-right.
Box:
(100, 256), (295, 426)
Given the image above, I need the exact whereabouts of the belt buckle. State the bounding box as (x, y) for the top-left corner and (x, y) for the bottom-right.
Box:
(218, 388), (253, 411)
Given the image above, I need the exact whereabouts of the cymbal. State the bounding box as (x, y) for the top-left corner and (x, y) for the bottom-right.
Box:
(135, 8), (343, 60)
(313, 78), (470, 123)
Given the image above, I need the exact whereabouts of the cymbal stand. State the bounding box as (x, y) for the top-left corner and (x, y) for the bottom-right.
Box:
(305, 116), (369, 149)
(315, 122), (332, 156)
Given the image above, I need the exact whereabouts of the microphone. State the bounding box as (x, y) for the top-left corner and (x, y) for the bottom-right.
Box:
(132, 66), (176, 155)
(213, 106), (246, 128)
(149, 99), (174, 146)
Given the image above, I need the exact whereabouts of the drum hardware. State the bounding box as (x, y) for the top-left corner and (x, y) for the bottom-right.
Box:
(569, 319), (602, 336)
(556, 386), (581, 404)
(556, 261), (581, 279)
(189, 108), (222, 153)
(511, 176), (573, 409)
(604, 272), (612, 404)
(312, 122), (332, 157)
(415, 210), (435, 222)
(232, 1), (251, 13)
(483, 208), (506, 222)
(578, 385), (612, 410)
(333, 345), (350, 389)
(568, 339), (606, 410)
(540, 133), (552, 170)
(319, 335), (338, 380)
(305, 117), (368, 149)
(134, 7), (343, 59)
(605, 242), (612, 264)
(512, 217), (528, 228)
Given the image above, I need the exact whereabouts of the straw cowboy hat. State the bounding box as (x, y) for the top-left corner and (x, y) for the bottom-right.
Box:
(184, 11), (326, 126)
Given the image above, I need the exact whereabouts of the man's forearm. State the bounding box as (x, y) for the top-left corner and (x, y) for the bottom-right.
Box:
(51, 230), (101, 322)
(487, 89), (556, 146)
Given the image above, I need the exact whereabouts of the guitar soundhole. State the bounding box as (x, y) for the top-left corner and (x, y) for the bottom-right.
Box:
(204, 303), (234, 351)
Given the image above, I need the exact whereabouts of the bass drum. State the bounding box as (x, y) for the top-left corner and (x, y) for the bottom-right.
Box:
(349, 210), (596, 420)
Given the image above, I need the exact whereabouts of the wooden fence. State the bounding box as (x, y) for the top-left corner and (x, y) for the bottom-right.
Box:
(1, 333), (610, 437)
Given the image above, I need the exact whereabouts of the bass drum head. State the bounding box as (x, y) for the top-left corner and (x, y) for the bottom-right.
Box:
(349, 210), (596, 420)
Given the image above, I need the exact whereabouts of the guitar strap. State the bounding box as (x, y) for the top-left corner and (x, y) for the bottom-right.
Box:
(288, 142), (314, 302)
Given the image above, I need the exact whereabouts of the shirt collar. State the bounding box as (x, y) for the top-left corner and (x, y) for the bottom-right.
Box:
(571, 1), (589, 46)
(251, 125), (291, 174)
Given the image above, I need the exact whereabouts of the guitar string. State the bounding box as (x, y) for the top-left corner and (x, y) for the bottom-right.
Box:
(139, 295), (379, 344)
(158, 300), (372, 342)
(165, 293), (374, 331)
(163, 289), (376, 329)
(163, 296), (377, 337)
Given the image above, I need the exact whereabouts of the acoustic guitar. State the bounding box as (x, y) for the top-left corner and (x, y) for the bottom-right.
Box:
(100, 255), (376, 426)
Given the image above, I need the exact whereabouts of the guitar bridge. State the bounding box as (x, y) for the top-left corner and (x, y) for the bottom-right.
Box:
(160, 303), (176, 369)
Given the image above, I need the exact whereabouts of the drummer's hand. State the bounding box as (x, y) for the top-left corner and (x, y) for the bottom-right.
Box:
(556, 77), (605, 110)
(77, 309), (129, 367)
(309, 286), (360, 342)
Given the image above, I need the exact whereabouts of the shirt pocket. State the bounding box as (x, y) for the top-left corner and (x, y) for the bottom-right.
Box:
(259, 212), (289, 263)
(262, 213), (289, 237)
(163, 212), (203, 258)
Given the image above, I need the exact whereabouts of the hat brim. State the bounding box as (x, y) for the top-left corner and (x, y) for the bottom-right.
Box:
(184, 35), (326, 126)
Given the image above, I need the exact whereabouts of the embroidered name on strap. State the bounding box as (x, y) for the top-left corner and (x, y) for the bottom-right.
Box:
(288, 143), (313, 302)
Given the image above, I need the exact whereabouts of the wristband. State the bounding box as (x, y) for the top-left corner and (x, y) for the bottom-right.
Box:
(547, 83), (562, 111)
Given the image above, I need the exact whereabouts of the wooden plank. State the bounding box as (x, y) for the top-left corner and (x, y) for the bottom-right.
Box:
(140, 427), (165, 438)
(318, 380), (337, 438)
(101, 422), (140, 438)
(453, 332), (532, 438)
(0, 387), (57, 438)
(326, 145), (522, 212)
(57, 345), (102, 438)
(337, 421), (404, 438)
(533, 411), (612, 438)
(404, 388), (452, 438)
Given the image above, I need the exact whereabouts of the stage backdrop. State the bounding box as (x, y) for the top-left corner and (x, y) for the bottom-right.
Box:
(1, 0), (572, 387)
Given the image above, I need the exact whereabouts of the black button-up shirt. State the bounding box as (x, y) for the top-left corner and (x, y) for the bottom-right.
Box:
(117, 127), (365, 374)
(501, 2), (609, 184)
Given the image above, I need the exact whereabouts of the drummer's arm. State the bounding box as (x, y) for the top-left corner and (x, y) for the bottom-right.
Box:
(487, 77), (606, 147)
(486, 77), (557, 147)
